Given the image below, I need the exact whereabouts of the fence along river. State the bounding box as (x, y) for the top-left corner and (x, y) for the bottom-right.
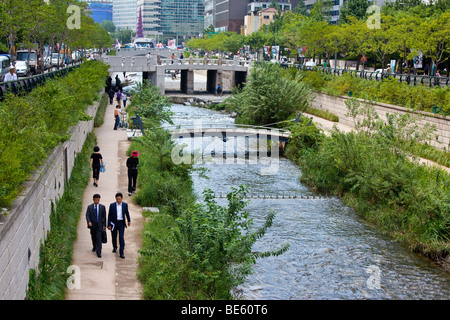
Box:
(167, 102), (450, 300)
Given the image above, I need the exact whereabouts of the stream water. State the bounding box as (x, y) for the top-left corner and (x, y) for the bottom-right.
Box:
(167, 102), (450, 300)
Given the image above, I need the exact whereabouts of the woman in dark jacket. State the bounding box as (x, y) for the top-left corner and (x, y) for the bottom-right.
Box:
(90, 146), (104, 187)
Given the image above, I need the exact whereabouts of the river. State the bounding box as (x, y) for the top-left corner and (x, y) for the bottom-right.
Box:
(166, 102), (450, 300)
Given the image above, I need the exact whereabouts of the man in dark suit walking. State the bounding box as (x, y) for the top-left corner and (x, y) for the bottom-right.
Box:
(86, 194), (107, 258)
(107, 192), (131, 259)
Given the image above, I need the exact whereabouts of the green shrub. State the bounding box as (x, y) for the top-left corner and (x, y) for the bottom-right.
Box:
(0, 60), (109, 208)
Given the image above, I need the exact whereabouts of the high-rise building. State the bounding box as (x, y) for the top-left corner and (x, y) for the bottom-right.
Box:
(154, 0), (205, 40)
(204, 0), (215, 29)
(78, 0), (113, 24)
(112, 0), (138, 30)
(213, 0), (299, 33)
(137, 0), (161, 37)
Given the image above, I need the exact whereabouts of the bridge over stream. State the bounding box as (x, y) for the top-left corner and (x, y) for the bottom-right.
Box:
(101, 51), (250, 95)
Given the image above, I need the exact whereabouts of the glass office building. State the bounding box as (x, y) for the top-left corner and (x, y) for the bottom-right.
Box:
(113, 0), (138, 30)
(153, 0), (205, 40)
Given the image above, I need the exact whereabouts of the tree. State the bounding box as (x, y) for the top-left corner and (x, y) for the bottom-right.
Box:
(294, 0), (309, 17)
(100, 20), (116, 34)
(338, 0), (371, 24)
(363, 14), (398, 70)
(412, 11), (450, 75)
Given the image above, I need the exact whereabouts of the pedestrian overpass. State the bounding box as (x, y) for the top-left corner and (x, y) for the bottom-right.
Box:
(101, 53), (250, 95)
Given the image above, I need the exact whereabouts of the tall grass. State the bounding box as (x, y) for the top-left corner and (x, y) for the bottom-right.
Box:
(27, 133), (97, 300)
(286, 100), (450, 264)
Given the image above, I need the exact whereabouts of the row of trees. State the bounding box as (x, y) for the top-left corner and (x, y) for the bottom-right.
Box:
(0, 0), (113, 72)
(186, 0), (450, 75)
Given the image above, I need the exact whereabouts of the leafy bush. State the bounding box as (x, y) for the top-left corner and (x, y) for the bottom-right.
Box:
(223, 63), (312, 125)
(0, 60), (109, 208)
(138, 186), (289, 300)
(300, 70), (450, 115)
(287, 98), (450, 260)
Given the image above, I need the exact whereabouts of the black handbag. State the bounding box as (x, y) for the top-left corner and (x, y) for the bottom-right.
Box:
(102, 230), (107, 243)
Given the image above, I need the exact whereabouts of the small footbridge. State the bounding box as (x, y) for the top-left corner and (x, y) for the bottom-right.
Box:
(167, 122), (292, 142)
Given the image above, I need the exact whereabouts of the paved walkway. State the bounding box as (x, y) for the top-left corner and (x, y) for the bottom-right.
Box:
(304, 112), (450, 174)
(66, 96), (143, 300)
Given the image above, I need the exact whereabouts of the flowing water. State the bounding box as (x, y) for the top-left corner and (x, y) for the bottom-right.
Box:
(167, 102), (450, 300)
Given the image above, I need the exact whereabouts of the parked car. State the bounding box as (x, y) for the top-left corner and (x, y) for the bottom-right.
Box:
(51, 53), (63, 67)
(44, 56), (51, 70)
(14, 60), (28, 77)
(15, 50), (37, 75)
(0, 55), (11, 82)
(304, 61), (316, 67)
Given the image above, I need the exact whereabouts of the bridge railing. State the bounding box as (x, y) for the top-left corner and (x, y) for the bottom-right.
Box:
(102, 55), (252, 68)
(164, 122), (291, 136)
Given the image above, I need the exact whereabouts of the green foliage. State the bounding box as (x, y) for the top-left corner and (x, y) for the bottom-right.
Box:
(126, 80), (173, 127)
(132, 82), (289, 299)
(300, 70), (450, 115)
(223, 63), (312, 125)
(0, 60), (108, 208)
(27, 133), (96, 300)
(287, 98), (450, 260)
(138, 187), (289, 300)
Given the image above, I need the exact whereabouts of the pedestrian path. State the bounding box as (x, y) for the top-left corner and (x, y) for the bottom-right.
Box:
(66, 97), (143, 300)
(304, 112), (450, 174)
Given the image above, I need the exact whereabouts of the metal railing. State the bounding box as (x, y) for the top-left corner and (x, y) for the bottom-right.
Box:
(279, 63), (450, 87)
(0, 63), (83, 100)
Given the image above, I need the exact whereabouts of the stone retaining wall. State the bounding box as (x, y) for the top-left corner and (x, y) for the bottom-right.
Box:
(0, 98), (101, 300)
(311, 92), (450, 151)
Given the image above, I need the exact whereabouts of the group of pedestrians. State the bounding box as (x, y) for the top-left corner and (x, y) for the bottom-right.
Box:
(85, 192), (131, 259)
(85, 72), (141, 260)
(86, 129), (140, 259)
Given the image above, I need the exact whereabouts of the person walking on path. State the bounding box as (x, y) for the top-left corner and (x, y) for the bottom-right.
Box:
(122, 93), (127, 108)
(113, 105), (121, 130)
(86, 194), (107, 258)
(116, 90), (123, 107)
(126, 150), (139, 196)
(108, 193), (131, 259)
(90, 146), (104, 187)
(216, 83), (222, 97)
(108, 87), (115, 104)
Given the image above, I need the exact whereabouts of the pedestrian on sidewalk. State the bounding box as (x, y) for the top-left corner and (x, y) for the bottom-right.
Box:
(108, 87), (115, 104)
(90, 146), (103, 187)
(86, 194), (107, 258)
(126, 150), (139, 196)
(116, 90), (123, 107)
(122, 93), (127, 108)
(216, 83), (222, 97)
(113, 105), (121, 130)
(107, 193), (131, 259)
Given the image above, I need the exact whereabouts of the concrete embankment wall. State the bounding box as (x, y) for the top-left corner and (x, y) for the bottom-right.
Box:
(311, 92), (450, 151)
(0, 98), (101, 300)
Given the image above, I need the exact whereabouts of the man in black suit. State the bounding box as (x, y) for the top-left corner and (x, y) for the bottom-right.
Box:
(107, 192), (131, 259)
(86, 194), (107, 258)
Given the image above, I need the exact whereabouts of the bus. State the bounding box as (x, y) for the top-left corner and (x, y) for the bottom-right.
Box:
(132, 38), (156, 48)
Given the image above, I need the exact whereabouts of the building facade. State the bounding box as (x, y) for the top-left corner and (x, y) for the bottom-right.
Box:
(213, 0), (299, 33)
(112, 0), (138, 30)
(79, 0), (113, 24)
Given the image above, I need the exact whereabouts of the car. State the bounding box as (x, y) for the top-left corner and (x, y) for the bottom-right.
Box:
(15, 50), (37, 75)
(14, 60), (28, 77)
(304, 61), (316, 67)
(51, 53), (63, 67)
(44, 56), (51, 70)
